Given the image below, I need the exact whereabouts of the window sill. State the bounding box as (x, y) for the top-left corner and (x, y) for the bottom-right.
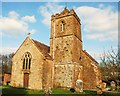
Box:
(22, 69), (30, 73)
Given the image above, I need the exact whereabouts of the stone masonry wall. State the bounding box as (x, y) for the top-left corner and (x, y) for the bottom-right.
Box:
(42, 59), (52, 90)
(50, 9), (83, 88)
(54, 63), (74, 88)
(50, 14), (82, 58)
(11, 37), (50, 90)
(53, 35), (73, 63)
(72, 35), (82, 63)
(80, 51), (102, 89)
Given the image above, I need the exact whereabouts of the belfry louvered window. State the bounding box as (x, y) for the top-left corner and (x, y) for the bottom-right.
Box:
(60, 21), (65, 32)
(23, 52), (31, 69)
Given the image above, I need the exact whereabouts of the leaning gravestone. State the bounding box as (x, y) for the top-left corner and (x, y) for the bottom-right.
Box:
(76, 79), (83, 92)
(110, 81), (116, 91)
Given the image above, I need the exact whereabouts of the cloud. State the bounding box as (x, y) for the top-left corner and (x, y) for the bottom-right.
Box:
(0, 18), (29, 36)
(0, 11), (37, 37)
(88, 45), (118, 63)
(98, 4), (104, 8)
(21, 15), (36, 23)
(0, 47), (18, 55)
(39, 3), (118, 41)
(39, 2), (64, 26)
(75, 6), (118, 41)
(8, 11), (20, 19)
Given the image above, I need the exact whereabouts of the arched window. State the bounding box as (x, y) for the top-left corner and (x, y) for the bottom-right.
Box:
(60, 21), (65, 32)
(23, 52), (31, 70)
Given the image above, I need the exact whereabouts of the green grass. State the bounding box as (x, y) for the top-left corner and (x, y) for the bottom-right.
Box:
(1, 85), (120, 96)
(51, 88), (73, 94)
(1, 85), (45, 95)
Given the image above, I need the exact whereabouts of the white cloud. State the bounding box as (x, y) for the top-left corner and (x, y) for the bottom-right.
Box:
(75, 6), (118, 41)
(90, 45), (118, 62)
(39, 2), (64, 26)
(0, 18), (28, 36)
(8, 11), (19, 19)
(21, 15), (36, 23)
(0, 47), (18, 55)
(99, 4), (104, 8)
(0, 11), (37, 37)
(39, 3), (118, 41)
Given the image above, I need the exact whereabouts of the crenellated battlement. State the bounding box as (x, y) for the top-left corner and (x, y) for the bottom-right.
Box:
(51, 8), (80, 23)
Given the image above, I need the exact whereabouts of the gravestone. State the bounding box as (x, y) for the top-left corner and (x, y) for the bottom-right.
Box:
(76, 79), (83, 92)
(110, 81), (116, 91)
(45, 87), (52, 96)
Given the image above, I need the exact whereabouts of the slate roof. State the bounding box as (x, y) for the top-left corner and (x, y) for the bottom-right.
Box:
(32, 39), (52, 60)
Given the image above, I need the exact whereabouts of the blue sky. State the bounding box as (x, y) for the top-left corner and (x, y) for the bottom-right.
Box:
(1, 2), (118, 62)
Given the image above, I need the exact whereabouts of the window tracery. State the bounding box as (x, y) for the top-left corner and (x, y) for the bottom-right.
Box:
(23, 52), (31, 70)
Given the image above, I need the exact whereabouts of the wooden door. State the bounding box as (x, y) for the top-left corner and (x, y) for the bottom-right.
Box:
(24, 73), (29, 88)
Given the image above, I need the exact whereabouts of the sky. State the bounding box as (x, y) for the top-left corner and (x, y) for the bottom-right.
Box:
(0, 1), (119, 62)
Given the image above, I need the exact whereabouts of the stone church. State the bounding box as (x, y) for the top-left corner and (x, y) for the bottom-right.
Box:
(11, 8), (102, 90)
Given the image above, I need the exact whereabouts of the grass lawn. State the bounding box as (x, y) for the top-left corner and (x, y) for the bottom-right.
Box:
(1, 85), (120, 96)
(1, 85), (45, 95)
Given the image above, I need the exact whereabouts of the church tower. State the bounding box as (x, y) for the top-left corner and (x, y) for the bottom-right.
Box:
(50, 8), (83, 88)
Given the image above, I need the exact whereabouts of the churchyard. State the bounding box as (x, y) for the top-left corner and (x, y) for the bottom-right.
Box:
(1, 2), (119, 96)
(1, 85), (120, 95)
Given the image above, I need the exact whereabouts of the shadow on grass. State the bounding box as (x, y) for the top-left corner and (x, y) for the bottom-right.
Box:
(1, 85), (45, 96)
(1, 85), (120, 96)
(2, 85), (28, 95)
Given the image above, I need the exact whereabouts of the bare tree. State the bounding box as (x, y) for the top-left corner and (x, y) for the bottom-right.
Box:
(100, 47), (120, 86)
(0, 53), (14, 75)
